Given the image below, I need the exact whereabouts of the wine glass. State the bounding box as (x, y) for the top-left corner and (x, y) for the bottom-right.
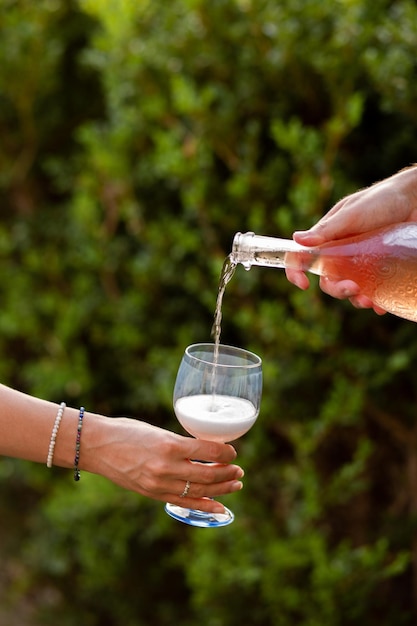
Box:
(165, 342), (262, 528)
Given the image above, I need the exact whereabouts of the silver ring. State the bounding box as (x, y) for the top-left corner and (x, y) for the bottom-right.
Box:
(180, 480), (191, 498)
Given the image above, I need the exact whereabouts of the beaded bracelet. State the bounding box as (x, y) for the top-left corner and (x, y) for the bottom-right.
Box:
(73, 406), (85, 482)
(47, 402), (66, 468)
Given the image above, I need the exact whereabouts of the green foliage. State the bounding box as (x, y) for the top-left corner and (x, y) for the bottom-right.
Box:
(1, 0), (417, 624)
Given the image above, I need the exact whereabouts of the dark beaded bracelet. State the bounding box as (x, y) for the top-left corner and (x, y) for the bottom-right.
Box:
(73, 406), (85, 481)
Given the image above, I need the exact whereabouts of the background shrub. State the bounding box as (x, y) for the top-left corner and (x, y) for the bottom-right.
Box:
(1, 1), (417, 624)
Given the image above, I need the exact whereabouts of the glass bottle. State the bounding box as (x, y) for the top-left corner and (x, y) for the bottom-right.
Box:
(231, 223), (417, 322)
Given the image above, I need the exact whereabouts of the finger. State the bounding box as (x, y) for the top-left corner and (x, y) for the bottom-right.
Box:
(185, 461), (244, 486)
(319, 277), (360, 300)
(293, 195), (370, 246)
(372, 304), (388, 315)
(166, 477), (243, 512)
(320, 278), (386, 312)
(167, 496), (231, 514)
(144, 483), (230, 513)
(174, 477), (243, 501)
(285, 268), (310, 290)
(348, 295), (387, 315)
(187, 439), (237, 464)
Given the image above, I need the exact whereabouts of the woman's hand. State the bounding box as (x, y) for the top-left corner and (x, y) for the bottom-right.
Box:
(83, 416), (244, 514)
(285, 165), (417, 312)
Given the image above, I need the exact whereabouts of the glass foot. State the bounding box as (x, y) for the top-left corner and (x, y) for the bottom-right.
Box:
(165, 503), (234, 527)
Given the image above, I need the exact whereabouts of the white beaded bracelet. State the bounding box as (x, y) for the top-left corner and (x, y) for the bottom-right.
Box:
(47, 402), (66, 468)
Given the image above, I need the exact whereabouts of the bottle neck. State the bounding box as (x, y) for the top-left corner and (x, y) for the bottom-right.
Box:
(231, 232), (311, 269)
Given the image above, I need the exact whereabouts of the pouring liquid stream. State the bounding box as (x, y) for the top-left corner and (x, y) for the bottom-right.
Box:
(210, 255), (237, 411)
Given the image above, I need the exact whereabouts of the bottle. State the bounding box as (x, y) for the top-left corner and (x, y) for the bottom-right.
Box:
(231, 223), (417, 322)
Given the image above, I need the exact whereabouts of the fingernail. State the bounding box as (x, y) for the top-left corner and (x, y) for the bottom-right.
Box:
(232, 481), (243, 491)
(294, 230), (324, 247)
(292, 273), (308, 290)
(236, 467), (245, 478)
(293, 230), (313, 243)
(342, 289), (359, 298)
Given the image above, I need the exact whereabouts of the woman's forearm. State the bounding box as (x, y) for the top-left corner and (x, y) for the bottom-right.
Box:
(0, 383), (73, 465)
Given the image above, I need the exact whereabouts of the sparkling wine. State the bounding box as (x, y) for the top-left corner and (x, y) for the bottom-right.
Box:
(174, 394), (258, 443)
(232, 223), (417, 322)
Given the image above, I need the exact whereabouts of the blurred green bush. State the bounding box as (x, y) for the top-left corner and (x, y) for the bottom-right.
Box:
(1, 0), (417, 624)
